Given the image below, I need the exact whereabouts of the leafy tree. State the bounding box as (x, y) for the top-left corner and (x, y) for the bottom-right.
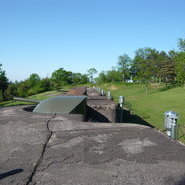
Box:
(0, 64), (9, 101)
(0, 90), (3, 102)
(178, 38), (185, 52)
(117, 54), (132, 81)
(17, 81), (30, 97)
(5, 83), (18, 100)
(159, 51), (176, 84)
(28, 73), (41, 87)
(106, 69), (122, 82)
(87, 68), (97, 83)
(96, 71), (108, 83)
(175, 52), (185, 86)
(72, 73), (89, 84)
(51, 68), (73, 89)
(133, 48), (155, 81)
(79, 74), (89, 84)
(132, 48), (160, 94)
(40, 78), (52, 91)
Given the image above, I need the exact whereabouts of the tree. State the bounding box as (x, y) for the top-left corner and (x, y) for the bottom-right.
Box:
(72, 73), (89, 84)
(16, 81), (30, 97)
(133, 48), (155, 81)
(132, 48), (160, 94)
(158, 51), (176, 84)
(175, 52), (185, 86)
(40, 78), (52, 92)
(28, 73), (41, 87)
(51, 68), (73, 89)
(79, 74), (89, 84)
(87, 68), (97, 83)
(117, 54), (132, 81)
(0, 90), (3, 102)
(96, 71), (108, 83)
(23, 73), (43, 95)
(178, 38), (185, 52)
(106, 70), (122, 82)
(0, 64), (9, 101)
(5, 83), (18, 100)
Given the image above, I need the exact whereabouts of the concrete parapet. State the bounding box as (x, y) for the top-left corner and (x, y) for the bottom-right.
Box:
(86, 88), (117, 122)
(66, 86), (87, 95)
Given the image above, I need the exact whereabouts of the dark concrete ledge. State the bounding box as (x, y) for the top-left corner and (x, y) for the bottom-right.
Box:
(86, 88), (117, 122)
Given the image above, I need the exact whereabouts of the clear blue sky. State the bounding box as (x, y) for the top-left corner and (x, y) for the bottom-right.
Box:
(0, 0), (185, 81)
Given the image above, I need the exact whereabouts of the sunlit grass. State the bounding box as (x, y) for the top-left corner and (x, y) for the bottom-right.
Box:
(0, 90), (65, 107)
(98, 83), (185, 131)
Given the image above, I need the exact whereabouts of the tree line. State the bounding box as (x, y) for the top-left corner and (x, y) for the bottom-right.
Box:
(0, 67), (94, 102)
(1, 38), (185, 102)
(96, 38), (185, 87)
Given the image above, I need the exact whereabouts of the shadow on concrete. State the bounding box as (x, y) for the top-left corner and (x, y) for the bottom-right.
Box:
(0, 169), (23, 180)
(57, 90), (68, 93)
(23, 105), (153, 128)
(86, 105), (110, 122)
(23, 106), (36, 112)
(174, 176), (185, 185)
(116, 106), (154, 128)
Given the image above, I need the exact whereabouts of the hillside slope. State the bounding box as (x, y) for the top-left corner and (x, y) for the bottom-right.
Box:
(99, 83), (185, 130)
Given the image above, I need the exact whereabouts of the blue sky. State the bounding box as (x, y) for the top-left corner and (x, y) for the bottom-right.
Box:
(0, 0), (185, 81)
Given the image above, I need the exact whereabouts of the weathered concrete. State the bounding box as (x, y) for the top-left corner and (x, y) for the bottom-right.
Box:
(31, 120), (185, 185)
(66, 86), (87, 96)
(1, 97), (185, 184)
(87, 88), (117, 122)
(0, 106), (53, 185)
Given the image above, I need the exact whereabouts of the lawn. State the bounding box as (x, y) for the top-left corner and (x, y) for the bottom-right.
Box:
(0, 90), (62, 107)
(98, 83), (185, 131)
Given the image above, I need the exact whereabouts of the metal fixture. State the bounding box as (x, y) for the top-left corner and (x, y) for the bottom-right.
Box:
(14, 97), (40, 104)
(119, 96), (124, 122)
(101, 89), (104, 96)
(107, 91), (111, 99)
(14, 96), (87, 115)
(119, 96), (124, 108)
(164, 111), (178, 139)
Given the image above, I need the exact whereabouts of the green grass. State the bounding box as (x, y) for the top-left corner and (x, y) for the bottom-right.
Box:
(98, 83), (185, 142)
(0, 100), (32, 107)
(99, 83), (185, 131)
(0, 90), (63, 107)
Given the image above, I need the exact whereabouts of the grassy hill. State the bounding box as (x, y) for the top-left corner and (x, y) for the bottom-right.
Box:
(99, 83), (185, 131)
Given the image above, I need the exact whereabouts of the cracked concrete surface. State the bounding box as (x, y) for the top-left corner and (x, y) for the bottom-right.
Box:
(0, 106), (53, 185)
(1, 105), (185, 184)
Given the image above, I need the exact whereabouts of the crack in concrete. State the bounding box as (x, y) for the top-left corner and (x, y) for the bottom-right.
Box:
(42, 154), (75, 171)
(25, 114), (56, 185)
(51, 127), (122, 134)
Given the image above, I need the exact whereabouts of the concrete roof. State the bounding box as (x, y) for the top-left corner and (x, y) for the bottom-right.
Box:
(0, 105), (185, 185)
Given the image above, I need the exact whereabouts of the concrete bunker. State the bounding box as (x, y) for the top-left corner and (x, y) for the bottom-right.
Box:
(14, 87), (118, 123)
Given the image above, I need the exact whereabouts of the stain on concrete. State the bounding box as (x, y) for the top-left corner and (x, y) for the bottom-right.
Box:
(118, 137), (156, 155)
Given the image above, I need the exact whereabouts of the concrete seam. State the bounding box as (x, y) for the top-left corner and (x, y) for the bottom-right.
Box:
(25, 115), (55, 185)
(50, 127), (126, 134)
